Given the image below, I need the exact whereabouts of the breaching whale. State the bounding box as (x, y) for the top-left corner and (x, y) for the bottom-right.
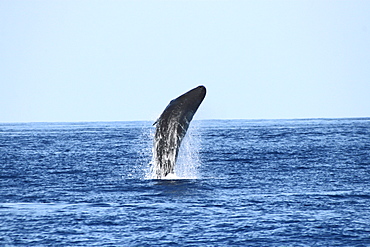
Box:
(153, 85), (206, 178)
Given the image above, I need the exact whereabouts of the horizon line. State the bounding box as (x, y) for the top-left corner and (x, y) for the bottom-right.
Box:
(1, 116), (369, 124)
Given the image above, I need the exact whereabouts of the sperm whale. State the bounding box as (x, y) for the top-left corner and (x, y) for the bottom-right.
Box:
(153, 85), (206, 178)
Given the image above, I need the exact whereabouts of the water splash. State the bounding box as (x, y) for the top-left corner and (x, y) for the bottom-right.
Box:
(173, 126), (201, 179)
(129, 123), (153, 179)
(146, 124), (201, 179)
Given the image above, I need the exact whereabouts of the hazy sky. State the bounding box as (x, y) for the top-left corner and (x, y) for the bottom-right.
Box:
(1, 1), (369, 122)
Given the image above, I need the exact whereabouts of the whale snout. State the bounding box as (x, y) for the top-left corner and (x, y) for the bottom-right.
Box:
(188, 85), (206, 99)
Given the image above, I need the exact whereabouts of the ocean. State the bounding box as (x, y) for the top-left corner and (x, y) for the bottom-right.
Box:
(1, 118), (370, 246)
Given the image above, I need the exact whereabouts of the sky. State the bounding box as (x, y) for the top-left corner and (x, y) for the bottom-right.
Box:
(1, 0), (369, 122)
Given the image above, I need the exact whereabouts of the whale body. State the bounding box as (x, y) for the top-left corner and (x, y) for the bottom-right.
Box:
(153, 85), (206, 178)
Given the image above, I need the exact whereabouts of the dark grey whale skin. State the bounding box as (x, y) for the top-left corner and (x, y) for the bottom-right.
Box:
(153, 85), (206, 178)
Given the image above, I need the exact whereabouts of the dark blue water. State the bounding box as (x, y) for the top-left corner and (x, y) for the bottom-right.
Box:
(1, 119), (370, 246)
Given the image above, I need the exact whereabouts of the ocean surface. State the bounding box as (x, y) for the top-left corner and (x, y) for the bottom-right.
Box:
(1, 118), (370, 246)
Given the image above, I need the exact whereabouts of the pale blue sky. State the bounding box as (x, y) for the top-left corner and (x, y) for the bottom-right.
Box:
(1, 0), (369, 122)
